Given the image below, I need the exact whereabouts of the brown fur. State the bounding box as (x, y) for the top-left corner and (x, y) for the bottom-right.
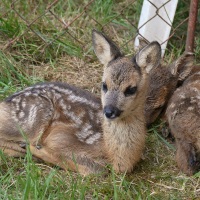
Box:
(0, 30), (161, 175)
(166, 65), (200, 175)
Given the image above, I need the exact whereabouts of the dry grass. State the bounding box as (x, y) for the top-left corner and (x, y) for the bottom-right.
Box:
(30, 56), (103, 95)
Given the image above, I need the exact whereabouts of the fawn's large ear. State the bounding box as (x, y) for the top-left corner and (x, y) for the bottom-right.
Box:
(135, 41), (161, 74)
(169, 52), (194, 81)
(92, 29), (122, 66)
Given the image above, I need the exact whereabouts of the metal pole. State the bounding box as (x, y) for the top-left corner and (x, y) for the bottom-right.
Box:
(186, 0), (199, 53)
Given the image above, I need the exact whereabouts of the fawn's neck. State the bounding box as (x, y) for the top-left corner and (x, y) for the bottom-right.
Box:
(103, 104), (146, 142)
(102, 107), (146, 171)
(101, 78), (148, 170)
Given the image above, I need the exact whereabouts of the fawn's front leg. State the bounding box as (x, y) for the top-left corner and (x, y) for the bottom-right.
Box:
(175, 139), (199, 175)
(0, 139), (26, 157)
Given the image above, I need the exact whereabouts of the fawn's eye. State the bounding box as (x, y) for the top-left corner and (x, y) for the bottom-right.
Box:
(102, 82), (108, 93)
(124, 86), (137, 97)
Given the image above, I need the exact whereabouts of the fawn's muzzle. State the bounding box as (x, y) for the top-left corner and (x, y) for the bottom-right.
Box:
(103, 105), (122, 119)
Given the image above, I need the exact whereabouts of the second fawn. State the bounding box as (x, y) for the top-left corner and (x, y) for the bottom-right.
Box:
(166, 65), (200, 175)
(0, 30), (161, 175)
(139, 37), (194, 126)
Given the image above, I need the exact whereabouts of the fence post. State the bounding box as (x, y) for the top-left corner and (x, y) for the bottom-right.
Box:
(135, 0), (178, 57)
(185, 0), (199, 53)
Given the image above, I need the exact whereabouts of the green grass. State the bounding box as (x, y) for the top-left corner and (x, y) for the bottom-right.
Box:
(0, 0), (200, 199)
(0, 130), (199, 199)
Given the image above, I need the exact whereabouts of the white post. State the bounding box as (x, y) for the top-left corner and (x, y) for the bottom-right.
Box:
(135, 0), (178, 56)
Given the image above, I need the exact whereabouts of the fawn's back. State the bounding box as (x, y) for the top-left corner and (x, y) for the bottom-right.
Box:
(0, 82), (103, 154)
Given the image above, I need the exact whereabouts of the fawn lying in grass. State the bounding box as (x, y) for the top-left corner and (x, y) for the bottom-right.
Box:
(0, 30), (161, 175)
(166, 64), (200, 175)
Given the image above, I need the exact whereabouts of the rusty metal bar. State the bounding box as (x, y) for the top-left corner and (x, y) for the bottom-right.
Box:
(185, 0), (199, 53)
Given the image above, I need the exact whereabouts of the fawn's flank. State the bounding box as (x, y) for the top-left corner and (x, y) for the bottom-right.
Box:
(166, 64), (200, 175)
(137, 38), (194, 126)
(0, 30), (161, 175)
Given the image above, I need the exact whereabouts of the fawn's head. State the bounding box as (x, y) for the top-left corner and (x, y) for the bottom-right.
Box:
(137, 37), (195, 125)
(145, 52), (194, 126)
(92, 30), (161, 120)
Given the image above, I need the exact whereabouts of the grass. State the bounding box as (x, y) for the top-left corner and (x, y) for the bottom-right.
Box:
(0, 0), (200, 199)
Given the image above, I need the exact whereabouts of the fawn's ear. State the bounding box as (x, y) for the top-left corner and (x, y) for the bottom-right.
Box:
(170, 52), (194, 81)
(135, 41), (161, 74)
(92, 29), (122, 66)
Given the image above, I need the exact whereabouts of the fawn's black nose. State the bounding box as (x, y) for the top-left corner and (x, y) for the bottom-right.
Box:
(103, 105), (122, 119)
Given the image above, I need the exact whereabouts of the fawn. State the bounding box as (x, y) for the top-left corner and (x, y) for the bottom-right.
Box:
(166, 64), (200, 175)
(138, 37), (194, 126)
(0, 30), (161, 175)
